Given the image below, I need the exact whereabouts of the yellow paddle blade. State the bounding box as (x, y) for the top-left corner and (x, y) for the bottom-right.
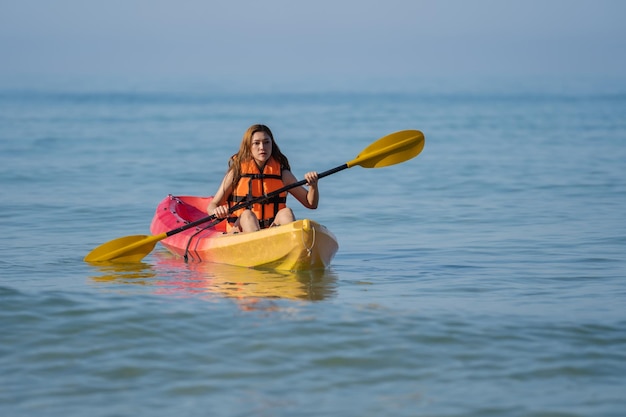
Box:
(84, 233), (166, 263)
(348, 130), (425, 169)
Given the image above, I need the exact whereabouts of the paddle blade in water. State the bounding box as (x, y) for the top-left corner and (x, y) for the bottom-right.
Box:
(84, 234), (165, 263)
(349, 130), (425, 169)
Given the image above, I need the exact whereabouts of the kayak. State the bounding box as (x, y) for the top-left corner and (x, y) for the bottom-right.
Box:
(149, 195), (339, 271)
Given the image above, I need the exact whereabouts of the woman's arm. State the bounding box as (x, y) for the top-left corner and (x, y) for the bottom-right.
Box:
(207, 170), (234, 218)
(283, 169), (319, 209)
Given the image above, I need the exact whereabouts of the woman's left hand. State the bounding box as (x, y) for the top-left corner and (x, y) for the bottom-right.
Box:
(304, 171), (319, 187)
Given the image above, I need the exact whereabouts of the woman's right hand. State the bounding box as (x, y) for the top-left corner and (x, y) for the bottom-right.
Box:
(211, 204), (229, 219)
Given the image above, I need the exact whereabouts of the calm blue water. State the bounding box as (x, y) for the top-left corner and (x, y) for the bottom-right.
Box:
(1, 77), (625, 416)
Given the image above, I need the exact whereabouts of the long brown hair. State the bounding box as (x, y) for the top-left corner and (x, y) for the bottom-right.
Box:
(229, 124), (290, 188)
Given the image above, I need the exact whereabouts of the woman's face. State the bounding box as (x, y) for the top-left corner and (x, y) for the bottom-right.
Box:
(250, 131), (272, 165)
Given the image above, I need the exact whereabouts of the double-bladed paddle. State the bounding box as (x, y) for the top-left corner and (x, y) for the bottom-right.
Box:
(84, 129), (425, 263)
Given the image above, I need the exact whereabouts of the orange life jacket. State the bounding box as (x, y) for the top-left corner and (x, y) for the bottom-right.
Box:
(227, 157), (287, 229)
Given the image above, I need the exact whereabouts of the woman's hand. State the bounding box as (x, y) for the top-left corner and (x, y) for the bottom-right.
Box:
(304, 171), (319, 187)
(211, 204), (229, 219)
(303, 171), (319, 209)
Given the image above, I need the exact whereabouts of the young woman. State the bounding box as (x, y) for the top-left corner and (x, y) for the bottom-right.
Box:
(207, 124), (319, 233)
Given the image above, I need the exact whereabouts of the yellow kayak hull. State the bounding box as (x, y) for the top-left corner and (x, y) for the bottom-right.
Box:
(150, 195), (338, 271)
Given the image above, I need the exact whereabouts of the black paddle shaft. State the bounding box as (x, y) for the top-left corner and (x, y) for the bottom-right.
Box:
(164, 163), (349, 237)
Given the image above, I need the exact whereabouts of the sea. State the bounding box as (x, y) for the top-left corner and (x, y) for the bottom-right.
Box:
(1, 75), (625, 416)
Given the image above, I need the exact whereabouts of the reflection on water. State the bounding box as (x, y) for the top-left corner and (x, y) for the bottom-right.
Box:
(90, 261), (156, 286)
(89, 250), (339, 304)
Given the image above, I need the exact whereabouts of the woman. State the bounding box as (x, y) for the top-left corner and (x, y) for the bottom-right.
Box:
(207, 124), (319, 233)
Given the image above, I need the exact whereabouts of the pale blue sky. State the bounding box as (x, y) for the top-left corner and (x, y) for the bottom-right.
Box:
(1, 0), (624, 88)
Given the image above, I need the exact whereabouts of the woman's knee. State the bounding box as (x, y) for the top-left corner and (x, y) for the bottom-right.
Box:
(239, 209), (257, 221)
(274, 208), (295, 225)
(239, 209), (260, 232)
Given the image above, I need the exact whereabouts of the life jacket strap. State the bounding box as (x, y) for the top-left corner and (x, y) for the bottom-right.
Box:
(241, 173), (282, 180)
(226, 216), (275, 229)
(227, 194), (287, 205)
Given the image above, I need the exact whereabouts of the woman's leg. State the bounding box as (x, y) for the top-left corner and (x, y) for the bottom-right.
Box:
(272, 207), (296, 226)
(238, 209), (261, 233)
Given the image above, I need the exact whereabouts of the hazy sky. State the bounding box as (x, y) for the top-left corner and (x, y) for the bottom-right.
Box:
(1, 0), (625, 86)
